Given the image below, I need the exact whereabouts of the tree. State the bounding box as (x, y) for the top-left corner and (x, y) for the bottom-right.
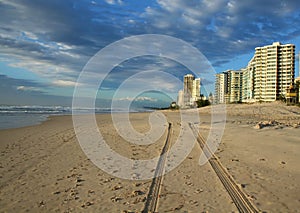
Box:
(196, 99), (210, 108)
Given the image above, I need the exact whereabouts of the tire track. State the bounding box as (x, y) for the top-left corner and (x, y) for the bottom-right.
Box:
(189, 123), (260, 213)
(142, 122), (172, 213)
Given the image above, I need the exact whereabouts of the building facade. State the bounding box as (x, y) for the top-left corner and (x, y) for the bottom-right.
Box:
(242, 57), (255, 102)
(180, 74), (201, 107)
(215, 72), (227, 104)
(183, 74), (194, 105)
(229, 70), (243, 103)
(177, 90), (184, 107)
(192, 78), (201, 102)
(253, 42), (295, 102)
(215, 70), (242, 104)
(215, 42), (296, 104)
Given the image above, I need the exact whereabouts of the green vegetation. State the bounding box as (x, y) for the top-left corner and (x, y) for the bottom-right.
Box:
(196, 99), (210, 108)
(169, 102), (179, 110)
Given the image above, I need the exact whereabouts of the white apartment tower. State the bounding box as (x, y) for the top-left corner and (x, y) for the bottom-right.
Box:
(183, 74), (194, 105)
(215, 42), (295, 104)
(177, 90), (184, 107)
(229, 70), (243, 103)
(242, 57), (255, 102)
(192, 78), (201, 101)
(215, 70), (243, 104)
(182, 74), (201, 107)
(215, 72), (227, 104)
(254, 42), (295, 101)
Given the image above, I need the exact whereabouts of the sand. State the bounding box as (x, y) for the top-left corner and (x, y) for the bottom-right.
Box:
(0, 102), (299, 212)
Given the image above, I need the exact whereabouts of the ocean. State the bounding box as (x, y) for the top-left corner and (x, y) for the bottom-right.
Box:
(0, 105), (153, 130)
(0, 105), (70, 130)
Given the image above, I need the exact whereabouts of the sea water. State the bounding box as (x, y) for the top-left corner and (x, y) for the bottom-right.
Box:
(0, 105), (153, 130)
(0, 105), (71, 130)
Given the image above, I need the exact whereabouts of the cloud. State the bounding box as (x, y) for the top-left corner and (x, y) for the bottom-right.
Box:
(53, 80), (78, 87)
(0, 74), (71, 105)
(17, 85), (42, 92)
(143, 0), (300, 61)
(117, 96), (157, 102)
(1, 0), (299, 72)
(105, 0), (123, 5)
(0, 0), (299, 105)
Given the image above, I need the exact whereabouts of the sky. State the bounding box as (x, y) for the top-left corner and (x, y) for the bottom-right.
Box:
(0, 0), (300, 107)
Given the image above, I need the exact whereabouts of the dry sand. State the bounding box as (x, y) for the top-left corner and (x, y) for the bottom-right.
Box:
(0, 102), (299, 212)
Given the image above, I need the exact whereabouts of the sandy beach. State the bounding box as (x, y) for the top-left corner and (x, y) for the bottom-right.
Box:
(0, 102), (299, 212)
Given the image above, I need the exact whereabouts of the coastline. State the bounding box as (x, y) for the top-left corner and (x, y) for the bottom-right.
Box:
(0, 102), (299, 212)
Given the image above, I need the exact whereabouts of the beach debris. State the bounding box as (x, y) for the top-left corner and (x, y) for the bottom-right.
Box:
(253, 120), (300, 129)
(254, 120), (279, 129)
(254, 123), (261, 129)
(231, 158), (240, 162)
(53, 191), (61, 195)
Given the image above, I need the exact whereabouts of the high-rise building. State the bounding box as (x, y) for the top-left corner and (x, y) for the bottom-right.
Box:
(229, 70), (243, 103)
(242, 57), (255, 102)
(295, 77), (300, 103)
(177, 90), (184, 107)
(253, 42), (295, 101)
(181, 74), (201, 107)
(192, 78), (201, 101)
(215, 70), (242, 104)
(183, 74), (194, 104)
(215, 72), (228, 104)
(215, 42), (296, 104)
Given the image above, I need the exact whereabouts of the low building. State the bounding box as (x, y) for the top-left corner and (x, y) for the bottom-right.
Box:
(295, 77), (300, 103)
(286, 84), (297, 105)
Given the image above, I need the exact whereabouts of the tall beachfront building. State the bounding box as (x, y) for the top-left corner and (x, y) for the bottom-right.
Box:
(215, 70), (242, 104)
(253, 42), (295, 102)
(215, 42), (295, 104)
(192, 78), (201, 101)
(215, 72), (227, 104)
(183, 74), (194, 94)
(180, 74), (201, 107)
(177, 90), (184, 107)
(242, 57), (255, 102)
(229, 70), (243, 103)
